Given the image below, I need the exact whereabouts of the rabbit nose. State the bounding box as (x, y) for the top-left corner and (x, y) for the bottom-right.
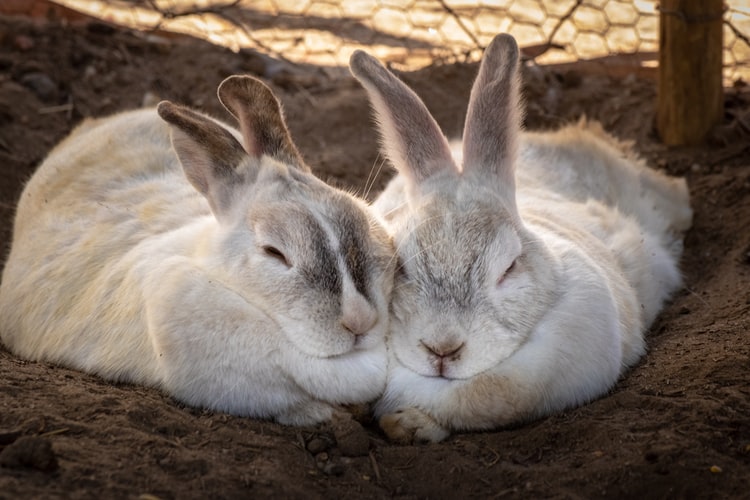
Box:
(341, 294), (378, 336)
(421, 340), (465, 359)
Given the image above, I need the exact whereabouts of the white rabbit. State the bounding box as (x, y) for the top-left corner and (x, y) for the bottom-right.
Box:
(0, 75), (395, 426)
(349, 34), (692, 443)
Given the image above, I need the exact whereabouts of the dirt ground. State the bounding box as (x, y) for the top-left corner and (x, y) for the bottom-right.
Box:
(0, 11), (749, 499)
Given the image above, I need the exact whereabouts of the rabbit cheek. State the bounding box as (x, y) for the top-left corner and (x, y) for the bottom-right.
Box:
(276, 299), (356, 358)
(279, 288), (381, 359)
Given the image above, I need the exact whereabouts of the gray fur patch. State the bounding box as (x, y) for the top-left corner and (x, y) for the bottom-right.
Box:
(299, 210), (342, 296)
(330, 201), (372, 301)
(409, 202), (507, 308)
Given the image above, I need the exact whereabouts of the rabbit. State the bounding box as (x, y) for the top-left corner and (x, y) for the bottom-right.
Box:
(0, 75), (396, 426)
(349, 33), (692, 443)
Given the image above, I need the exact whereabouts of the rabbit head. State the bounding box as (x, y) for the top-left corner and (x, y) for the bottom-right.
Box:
(350, 35), (560, 381)
(157, 76), (394, 364)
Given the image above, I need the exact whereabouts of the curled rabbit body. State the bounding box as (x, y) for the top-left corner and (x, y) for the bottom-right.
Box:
(350, 34), (691, 443)
(0, 76), (394, 426)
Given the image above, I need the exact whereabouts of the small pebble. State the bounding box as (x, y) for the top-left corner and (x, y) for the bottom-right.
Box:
(306, 437), (329, 455)
(331, 415), (370, 457)
(20, 72), (58, 101)
(322, 462), (345, 476)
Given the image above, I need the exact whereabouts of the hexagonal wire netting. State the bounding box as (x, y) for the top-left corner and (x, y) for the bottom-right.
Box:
(56, 0), (750, 82)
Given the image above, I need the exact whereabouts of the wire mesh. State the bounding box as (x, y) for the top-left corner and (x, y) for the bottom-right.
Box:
(53, 0), (750, 83)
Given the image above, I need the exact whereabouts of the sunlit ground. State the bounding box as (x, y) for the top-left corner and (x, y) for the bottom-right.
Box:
(50, 0), (750, 83)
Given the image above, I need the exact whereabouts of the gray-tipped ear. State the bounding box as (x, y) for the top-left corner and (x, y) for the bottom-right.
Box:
(157, 100), (246, 219)
(462, 34), (522, 201)
(217, 75), (309, 172)
(349, 50), (457, 193)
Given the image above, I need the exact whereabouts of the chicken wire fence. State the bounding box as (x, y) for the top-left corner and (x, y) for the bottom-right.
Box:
(55, 0), (750, 82)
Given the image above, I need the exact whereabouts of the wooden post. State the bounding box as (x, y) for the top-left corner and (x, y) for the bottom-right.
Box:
(657, 0), (724, 146)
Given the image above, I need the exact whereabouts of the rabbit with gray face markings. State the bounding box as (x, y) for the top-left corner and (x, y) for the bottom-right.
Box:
(350, 34), (692, 443)
(0, 76), (395, 426)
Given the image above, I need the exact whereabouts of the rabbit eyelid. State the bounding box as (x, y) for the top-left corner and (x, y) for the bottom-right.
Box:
(496, 257), (519, 286)
(257, 243), (290, 268)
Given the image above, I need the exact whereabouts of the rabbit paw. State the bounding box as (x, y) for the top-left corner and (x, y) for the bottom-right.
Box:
(379, 408), (450, 444)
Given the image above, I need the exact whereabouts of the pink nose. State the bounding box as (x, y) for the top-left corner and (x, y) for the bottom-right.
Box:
(341, 295), (377, 336)
(421, 340), (464, 359)
(421, 340), (465, 377)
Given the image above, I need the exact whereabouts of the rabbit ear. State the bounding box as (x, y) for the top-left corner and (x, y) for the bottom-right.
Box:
(349, 50), (457, 193)
(217, 75), (310, 172)
(462, 34), (522, 201)
(157, 101), (248, 219)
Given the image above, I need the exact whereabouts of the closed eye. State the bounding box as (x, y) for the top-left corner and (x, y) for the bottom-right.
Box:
(497, 258), (517, 286)
(395, 257), (409, 281)
(262, 245), (290, 267)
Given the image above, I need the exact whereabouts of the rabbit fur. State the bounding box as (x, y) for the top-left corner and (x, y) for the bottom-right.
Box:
(350, 34), (692, 443)
(0, 76), (395, 426)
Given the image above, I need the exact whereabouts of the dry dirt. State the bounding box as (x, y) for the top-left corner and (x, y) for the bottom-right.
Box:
(0, 11), (749, 500)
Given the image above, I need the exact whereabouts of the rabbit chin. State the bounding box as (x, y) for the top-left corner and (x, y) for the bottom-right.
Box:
(390, 332), (523, 381)
(276, 319), (377, 359)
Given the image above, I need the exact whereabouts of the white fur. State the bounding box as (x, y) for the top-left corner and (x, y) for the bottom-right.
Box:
(0, 76), (394, 426)
(350, 34), (692, 442)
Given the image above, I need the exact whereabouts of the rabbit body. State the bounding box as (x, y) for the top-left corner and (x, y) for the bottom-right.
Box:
(0, 77), (394, 426)
(351, 35), (691, 443)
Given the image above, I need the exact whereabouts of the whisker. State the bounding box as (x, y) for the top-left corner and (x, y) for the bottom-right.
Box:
(680, 285), (709, 308)
(363, 154), (387, 201)
(391, 280), (417, 294)
(379, 198), (409, 220)
(391, 213), (447, 253)
(361, 155), (378, 200)
(396, 234), (454, 271)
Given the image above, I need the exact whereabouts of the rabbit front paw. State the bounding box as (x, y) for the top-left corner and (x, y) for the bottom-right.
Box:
(379, 408), (450, 444)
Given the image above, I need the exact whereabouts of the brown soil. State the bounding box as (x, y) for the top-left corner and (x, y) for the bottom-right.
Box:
(1, 12), (749, 499)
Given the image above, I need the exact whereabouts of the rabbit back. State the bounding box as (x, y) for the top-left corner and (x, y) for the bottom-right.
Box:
(0, 107), (211, 380)
(12, 108), (218, 245)
(517, 119), (691, 327)
(518, 119), (692, 241)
